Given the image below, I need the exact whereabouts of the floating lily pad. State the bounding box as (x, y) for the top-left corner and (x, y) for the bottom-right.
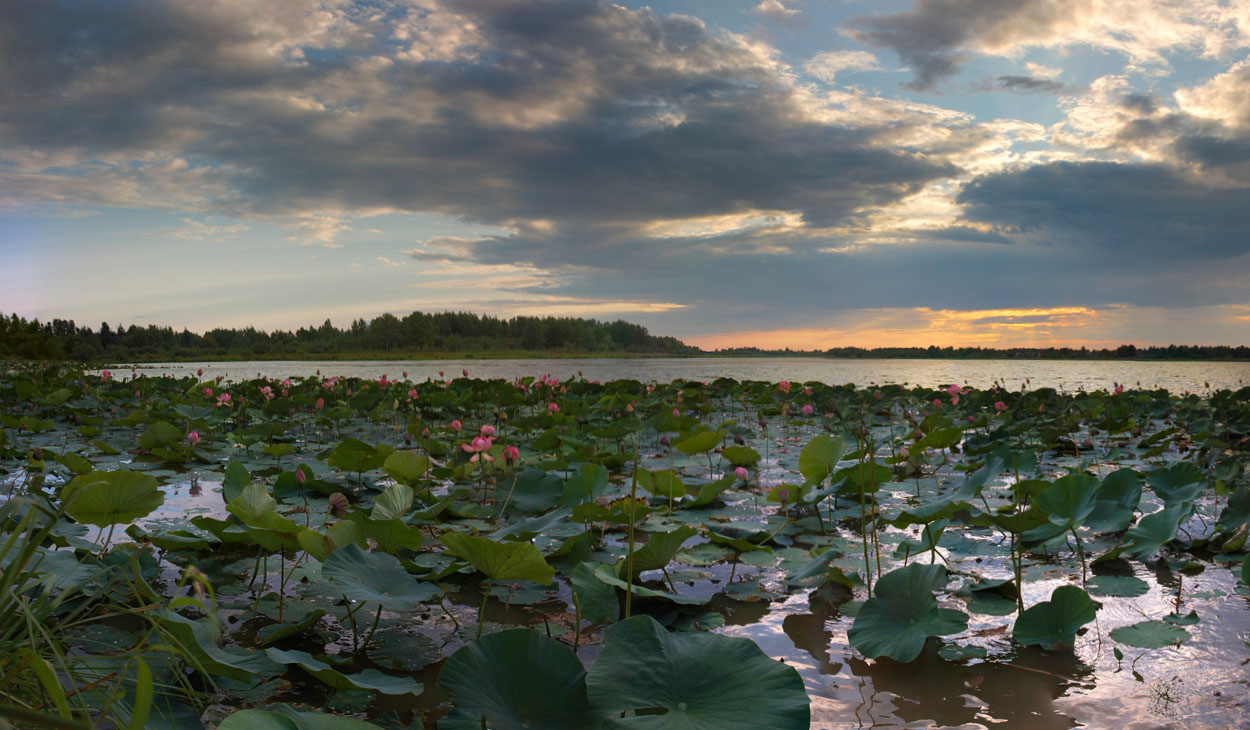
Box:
(1086, 575), (1150, 597)
(1109, 620), (1190, 649)
(322, 544), (442, 610)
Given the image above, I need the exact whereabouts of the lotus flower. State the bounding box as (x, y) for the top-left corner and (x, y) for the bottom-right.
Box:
(548, 403), (560, 414)
(216, 393), (232, 407)
(186, 431), (201, 445)
(734, 466), (749, 481)
(462, 435), (494, 462)
(450, 419), (462, 431)
(779, 380), (791, 393)
(480, 424), (495, 437)
(503, 445), (519, 464)
(801, 404), (814, 415)
(315, 397), (324, 410)
(994, 401), (1008, 413)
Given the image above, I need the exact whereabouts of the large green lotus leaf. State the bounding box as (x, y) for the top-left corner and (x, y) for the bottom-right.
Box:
(219, 708), (385, 730)
(382, 451), (430, 485)
(322, 544), (442, 609)
(587, 614), (810, 730)
(266, 648), (421, 695)
(798, 434), (846, 486)
(441, 532), (555, 585)
(626, 526), (697, 576)
(327, 439), (391, 473)
(370, 483), (413, 521)
(62, 470), (164, 527)
(847, 563), (968, 662)
(222, 459), (251, 503)
(1012, 585), (1097, 651)
(356, 517), (424, 553)
(296, 521), (367, 562)
(561, 463), (610, 506)
(138, 420), (181, 449)
(675, 429), (723, 455)
(1084, 500), (1135, 534)
(1216, 485), (1250, 531)
(1145, 463), (1204, 505)
(490, 507), (574, 542)
(592, 564), (707, 605)
(503, 468), (564, 513)
(1109, 620), (1190, 649)
(1097, 468), (1142, 509)
(227, 483), (301, 534)
(159, 611), (282, 682)
(571, 561), (619, 624)
(1034, 473), (1099, 528)
(721, 445), (761, 467)
(681, 474), (735, 509)
(1123, 503), (1188, 561)
(437, 628), (601, 730)
(638, 469), (686, 500)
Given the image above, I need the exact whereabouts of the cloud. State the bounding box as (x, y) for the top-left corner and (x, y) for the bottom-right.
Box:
(753, 1), (802, 22)
(956, 161), (1250, 260)
(845, 0), (1246, 90)
(0, 0), (956, 239)
(994, 75), (1066, 94)
(803, 50), (883, 84)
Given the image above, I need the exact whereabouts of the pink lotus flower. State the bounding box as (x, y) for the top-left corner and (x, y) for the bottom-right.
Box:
(449, 419), (463, 431)
(203, 387), (213, 398)
(480, 424), (496, 437)
(900, 446), (909, 458)
(734, 466), (749, 481)
(281, 379), (292, 388)
(402, 371), (408, 378)
(216, 393), (232, 407)
(672, 407), (680, 418)
(801, 404), (814, 415)
(408, 388), (418, 400)
(932, 398), (941, 408)
(548, 403), (560, 414)
(135, 389), (141, 398)
(259, 385), (274, 400)
(626, 402), (634, 412)
(462, 435), (494, 462)
(779, 380), (791, 393)
(186, 431), (201, 446)
(439, 371), (444, 377)
(994, 401), (1008, 413)
(503, 445), (519, 464)
(1113, 384), (1124, 395)
(101, 369), (112, 381)
(379, 375), (389, 387)
(315, 397), (324, 410)
(196, 368), (203, 377)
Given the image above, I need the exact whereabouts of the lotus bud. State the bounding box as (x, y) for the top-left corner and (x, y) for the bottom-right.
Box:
(328, 492), (349, 517)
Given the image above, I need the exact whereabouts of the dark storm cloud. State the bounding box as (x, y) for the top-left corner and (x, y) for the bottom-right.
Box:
(956, 161), (1250, 259)
(0, 0), (956, 231)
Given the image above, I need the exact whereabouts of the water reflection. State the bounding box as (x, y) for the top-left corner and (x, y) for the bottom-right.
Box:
(846, 642), (1089, 729)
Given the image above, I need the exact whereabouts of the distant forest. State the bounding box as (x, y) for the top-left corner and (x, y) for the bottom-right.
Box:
(0, 311), (697, 361)
(3, 310), (1248, 362)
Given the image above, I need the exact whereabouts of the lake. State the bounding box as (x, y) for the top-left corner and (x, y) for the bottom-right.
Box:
(117, 357), (1250, 393)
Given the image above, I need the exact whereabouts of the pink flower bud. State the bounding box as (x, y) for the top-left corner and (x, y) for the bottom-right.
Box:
(295, 468), (307, 485)
(450, 419), (462, 431)
(734, 466), (748, 480)
(548, 403), (560, 414)
(480, 425), (495, 437)
(328, 492), (349, 516)
(315, 397), (324, 410)
(503, 445), (519, 463)
(186, 431), (201, 445)
(801, 404), (814, 415)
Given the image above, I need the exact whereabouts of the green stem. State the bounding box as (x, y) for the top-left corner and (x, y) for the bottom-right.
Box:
(477, 579), (492, 639)
(362, 603), (383, 650)
(625, 445), (640, 619)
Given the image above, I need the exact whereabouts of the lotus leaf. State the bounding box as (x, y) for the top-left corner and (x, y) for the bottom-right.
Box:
(847, 563), (968, 662)
(61, 470), (164, 527)
(587, 614), (810, 729)
(1012, 585), (1097, 651)
(321, 544), (442, 609)
(441, 532), (555, 585)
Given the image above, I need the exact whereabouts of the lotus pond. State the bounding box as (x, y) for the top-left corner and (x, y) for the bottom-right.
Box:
(2, 364), (1248, 729)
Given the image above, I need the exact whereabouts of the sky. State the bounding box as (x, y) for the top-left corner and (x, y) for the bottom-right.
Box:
(3, 0), (1250, 350)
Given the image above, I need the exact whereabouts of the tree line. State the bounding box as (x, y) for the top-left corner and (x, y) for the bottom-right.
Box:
(0, 311), (698, 361)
